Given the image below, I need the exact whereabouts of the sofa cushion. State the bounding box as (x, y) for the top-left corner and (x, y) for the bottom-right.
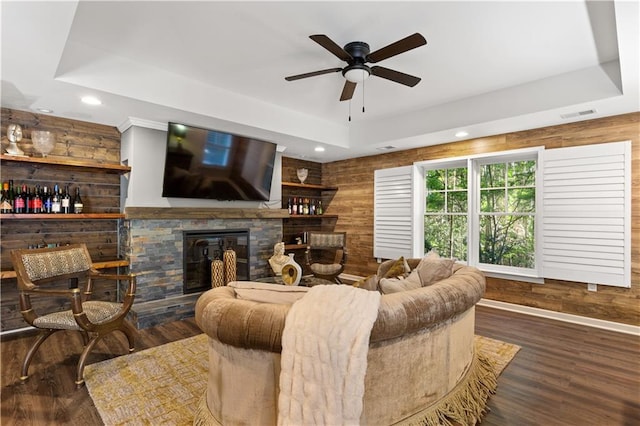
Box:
(382, 256), (410, 279)
(416, 252), (455, 286)
(379, 269), (422, 294)
(353, 274), (379, 291)
(229, 281), (309, 304)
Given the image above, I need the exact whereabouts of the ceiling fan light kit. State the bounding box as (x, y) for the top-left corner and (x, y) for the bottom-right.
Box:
(343, 65), (370, 83)
(285, 33), (427, 102)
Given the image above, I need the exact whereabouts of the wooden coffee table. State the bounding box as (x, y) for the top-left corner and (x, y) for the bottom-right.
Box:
(255, 275), (335, 287)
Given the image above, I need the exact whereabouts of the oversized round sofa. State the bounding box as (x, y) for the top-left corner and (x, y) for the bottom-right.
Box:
(194, 259), (495, 425)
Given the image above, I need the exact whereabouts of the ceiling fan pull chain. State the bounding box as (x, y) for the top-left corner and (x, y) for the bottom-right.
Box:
(362, 81), (366, 113)
(348, 99), (352, 122)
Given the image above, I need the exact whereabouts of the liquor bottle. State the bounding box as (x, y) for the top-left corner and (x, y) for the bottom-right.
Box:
(24, 185), (34, 214)
(13, 184), (26, 213)
(310, 199), (316, 215)
(292, 197), (298, 215)
(73, 187), (84, 214)
(0, 182), (12, 213)
(287, 197), (292, 215)
(32, 185), (43, 214)
(61, 185), (71, 213)
(8, 181), (16, 213)
(51, 184), (61, 213)
(42, 186), (52, 213)
(303, 198), (309, 215)
(317, 200), (324, 215)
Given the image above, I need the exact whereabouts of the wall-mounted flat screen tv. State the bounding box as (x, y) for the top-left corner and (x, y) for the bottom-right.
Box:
(162, 122), (277, 201)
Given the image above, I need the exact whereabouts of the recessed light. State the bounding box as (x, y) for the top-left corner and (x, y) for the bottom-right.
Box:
(455, 131), (469, 138)
(314, 146), (325, 152)
(36, 108), (53, 113)
(81, 96), (102, 106)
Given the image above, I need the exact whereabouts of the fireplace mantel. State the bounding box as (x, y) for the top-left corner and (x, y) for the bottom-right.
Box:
(124, 207), (289, 220)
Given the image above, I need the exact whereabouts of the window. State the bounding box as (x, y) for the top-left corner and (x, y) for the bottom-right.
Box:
(421, 149), (541, 277)
(375, 142), (630, 286)
(425, 167), (468, 260)
(477, 160), (536, 269)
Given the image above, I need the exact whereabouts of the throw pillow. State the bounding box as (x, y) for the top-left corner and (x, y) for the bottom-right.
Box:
(382, 256), (411, 279)
(415, 252), (455, 286)
(379, 270), (421, 294)
(229, 281), (309, 304)
(352, 274), (379, 291)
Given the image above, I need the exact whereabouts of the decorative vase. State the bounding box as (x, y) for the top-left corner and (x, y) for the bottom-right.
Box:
(31, 130), (55, 157)
(281, 253), (302, 286)
(211, 259), (224, 288)
(223, 248), (237, 284)
(296, 168), (308, 184)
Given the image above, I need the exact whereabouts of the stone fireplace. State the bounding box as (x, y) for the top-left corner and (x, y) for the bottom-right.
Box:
(120, 207), (287, 328)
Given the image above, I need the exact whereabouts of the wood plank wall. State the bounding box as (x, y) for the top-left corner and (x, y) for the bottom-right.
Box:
(308, 112), (639, 326)
(1, 108), (123, 331)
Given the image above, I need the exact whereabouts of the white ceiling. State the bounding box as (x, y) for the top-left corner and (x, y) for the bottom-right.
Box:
(1, 1), (638, 163)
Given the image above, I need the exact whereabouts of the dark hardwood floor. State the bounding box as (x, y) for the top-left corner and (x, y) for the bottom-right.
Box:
(1, 306), (638, 425)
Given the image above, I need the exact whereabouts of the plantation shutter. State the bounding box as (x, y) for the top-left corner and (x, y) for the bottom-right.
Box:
(374, 166), (414, 259)
(542, 141), (631, 287)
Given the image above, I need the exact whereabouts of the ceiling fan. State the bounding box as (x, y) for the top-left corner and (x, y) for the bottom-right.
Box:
(285, 33), (427, 102)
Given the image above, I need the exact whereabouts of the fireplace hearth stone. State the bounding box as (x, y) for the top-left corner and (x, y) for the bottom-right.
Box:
(121, 212), (284, 329)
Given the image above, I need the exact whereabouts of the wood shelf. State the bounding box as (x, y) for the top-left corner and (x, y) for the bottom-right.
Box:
(0, 154), (131, 173)
(0, 213), (124, 220)
(1, 259), (130, 280)
(124, 207), (288, 220)
(284, 244), (307, 250)
(281, 182), (338, 191)
(284, 214), (338, 219)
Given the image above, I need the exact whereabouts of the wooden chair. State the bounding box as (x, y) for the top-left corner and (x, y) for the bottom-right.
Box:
(305, 232), (347, 283)
(10, 244), (136, 387)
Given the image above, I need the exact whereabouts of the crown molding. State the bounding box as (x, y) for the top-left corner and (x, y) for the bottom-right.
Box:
(118, 117), (166, 133)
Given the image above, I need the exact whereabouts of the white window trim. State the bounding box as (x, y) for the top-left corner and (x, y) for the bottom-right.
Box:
(375, 142), (630, 287)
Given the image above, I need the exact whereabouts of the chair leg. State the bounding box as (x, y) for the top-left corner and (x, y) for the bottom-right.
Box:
(75, 334), (103, 387)
(80, 330), (90, 346)
(21, 329), (57, 381)
(120, 321), (137, 352)
(75, 322), (137, 387)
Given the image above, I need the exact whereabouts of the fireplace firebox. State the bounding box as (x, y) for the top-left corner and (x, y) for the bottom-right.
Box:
(183, 230), (249, 294)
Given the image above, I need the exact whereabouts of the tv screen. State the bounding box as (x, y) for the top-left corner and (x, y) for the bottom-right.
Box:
(162, 123), (277, 201)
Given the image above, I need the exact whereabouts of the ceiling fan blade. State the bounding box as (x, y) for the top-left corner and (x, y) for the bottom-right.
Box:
(366, 33), (427, 63)
(285, 67), (343, 81)
(310, 35), (352, 62)
(340, 81), (357, 101)
(371, 66), (421, 87)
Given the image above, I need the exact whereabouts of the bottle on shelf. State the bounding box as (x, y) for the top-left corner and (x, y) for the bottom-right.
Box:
(287, 197), (292, 215)
(73, 187), (83, 214)
(32, 185), (42, 214)
(0, 181), (12, 213)
(24, 185), (33, 214)
(61, 185), (71, 213)
(51, 184), (61, 214)
(42, 186), (52, 213)
(292, 197), (298, 215)
(310, 198), (316, 215)
(13, 184), (26, 214)
(317, 200), (323, 215)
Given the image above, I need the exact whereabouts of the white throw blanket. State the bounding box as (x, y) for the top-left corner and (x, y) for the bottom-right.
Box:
(277, 284), (381, 426)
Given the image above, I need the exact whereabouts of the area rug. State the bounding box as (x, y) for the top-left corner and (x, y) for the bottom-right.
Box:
(85, 334), (519, 426)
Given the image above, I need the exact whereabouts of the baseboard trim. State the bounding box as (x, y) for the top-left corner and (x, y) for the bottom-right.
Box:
(478, 299), (640, 336)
